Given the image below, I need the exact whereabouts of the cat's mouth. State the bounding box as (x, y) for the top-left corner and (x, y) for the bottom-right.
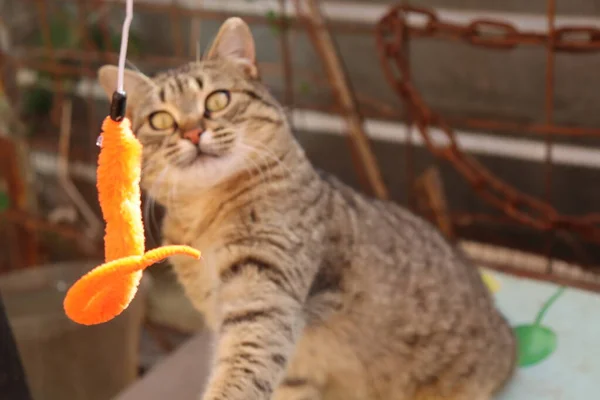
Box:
(178, 146), (219, 168)
(195, 146), (219, 158)
(173, 135), (232, 169)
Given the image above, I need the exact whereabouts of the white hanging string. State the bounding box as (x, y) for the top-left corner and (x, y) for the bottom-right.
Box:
(97, 0), (134, 147)
(117, 0), (134, 93)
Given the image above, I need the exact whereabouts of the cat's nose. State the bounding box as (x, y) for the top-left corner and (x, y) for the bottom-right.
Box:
(182, 128), (204, 145)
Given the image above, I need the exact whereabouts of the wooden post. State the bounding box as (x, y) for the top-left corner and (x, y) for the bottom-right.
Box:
(414, 167), (454, 240)
(297, 0), (389, 200)
(0, 136), (38, 270)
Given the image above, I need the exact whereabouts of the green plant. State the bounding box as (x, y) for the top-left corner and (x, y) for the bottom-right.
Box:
(22, 85), (54, 118)
(0, 190), (9, 212)
(265, 10), (290, 35)
(33, 8), (143, 54)
(299, 81), (311, 95)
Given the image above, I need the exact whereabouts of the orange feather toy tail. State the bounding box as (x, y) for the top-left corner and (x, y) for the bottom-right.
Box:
(63, 116), (200, 326)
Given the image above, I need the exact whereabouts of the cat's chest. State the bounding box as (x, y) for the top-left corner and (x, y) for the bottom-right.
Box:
(162, 214), (221, 252)
(162, 209), (252, 264)
(162, 215), (231, 287)
(161, 194), (266, 247)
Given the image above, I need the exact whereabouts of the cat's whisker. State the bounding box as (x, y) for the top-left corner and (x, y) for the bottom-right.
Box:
(141, 136), (174, 172)
(143, 136), (169, 146)
(143, 164), (172, 247)
(244, 143), (275, 181)
(165, 170), (178, 219)
(241, 148), (269, 185)
(173, 150), (197, 169)
(125, 58), (142, 73)
(241, 138), (294, 177)
(233, 148), (262, 185)
(164, 144), (183, 161)
(144, 193), (159, 248)
(237, 143), (273, 186)
(240, 163), (260, 187)
(170, 169), (188, 222)
(238, 141), (293, 185)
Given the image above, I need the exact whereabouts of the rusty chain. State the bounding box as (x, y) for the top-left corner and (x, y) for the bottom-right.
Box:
(375, 5), (600, 244)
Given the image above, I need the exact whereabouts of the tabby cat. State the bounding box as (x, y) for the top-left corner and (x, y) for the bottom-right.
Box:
(98, 17), (515, 400)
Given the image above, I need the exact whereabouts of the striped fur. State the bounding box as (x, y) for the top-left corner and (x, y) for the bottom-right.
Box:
(98, 17), (515, 400)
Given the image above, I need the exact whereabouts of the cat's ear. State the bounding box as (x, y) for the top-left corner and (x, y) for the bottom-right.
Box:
(205, 17), (258, 78)
(97, 65), (155, 114)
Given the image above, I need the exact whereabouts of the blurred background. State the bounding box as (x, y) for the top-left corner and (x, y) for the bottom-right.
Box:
(0, 0), (599, 399)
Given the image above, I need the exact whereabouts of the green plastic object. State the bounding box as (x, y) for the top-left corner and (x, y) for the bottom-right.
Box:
(514, 324), (557, 367)
(514, 286), (566, 367)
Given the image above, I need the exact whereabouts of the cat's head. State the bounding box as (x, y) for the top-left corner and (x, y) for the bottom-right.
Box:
(98, 17), (289, 200)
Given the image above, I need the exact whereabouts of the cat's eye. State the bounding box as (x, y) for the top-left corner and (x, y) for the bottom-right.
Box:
(148, 111), (176, 130)
(205, 90), (231, 113)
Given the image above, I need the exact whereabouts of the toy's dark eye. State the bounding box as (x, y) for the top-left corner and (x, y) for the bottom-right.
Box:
(205, 90), (231, 113)
(148, 111), (176, 130)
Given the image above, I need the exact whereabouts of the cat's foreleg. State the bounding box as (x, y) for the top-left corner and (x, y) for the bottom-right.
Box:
(201, 258), (309, 400)
(273, 329), (327, 400)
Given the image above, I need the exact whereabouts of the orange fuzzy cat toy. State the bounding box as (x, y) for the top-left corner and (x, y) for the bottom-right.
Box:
(63, 95), (200, 326)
